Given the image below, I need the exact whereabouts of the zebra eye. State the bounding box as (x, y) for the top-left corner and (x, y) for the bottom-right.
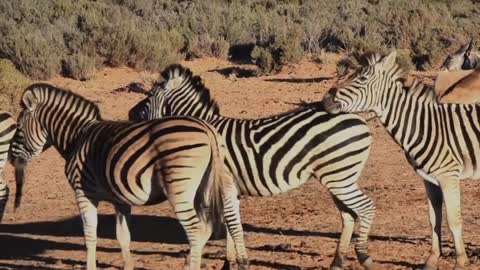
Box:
(359, 76), (368, 81)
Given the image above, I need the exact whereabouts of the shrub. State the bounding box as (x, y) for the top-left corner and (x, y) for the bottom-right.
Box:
(129, 29), (184, 71)
(0, 59), (30, 118)
(251, 46), (276, 74)
(1, 0), (480, 80)
(62, 53), (97, 81)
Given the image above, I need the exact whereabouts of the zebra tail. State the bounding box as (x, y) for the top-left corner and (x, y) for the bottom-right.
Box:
(193, 127), (225, 234)
(13, 157), (27, 209)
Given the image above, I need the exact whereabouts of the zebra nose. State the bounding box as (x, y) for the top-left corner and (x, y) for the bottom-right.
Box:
(328, 87), (337, 97)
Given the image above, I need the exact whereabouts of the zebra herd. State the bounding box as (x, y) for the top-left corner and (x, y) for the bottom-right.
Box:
(0, 46), (479, 270)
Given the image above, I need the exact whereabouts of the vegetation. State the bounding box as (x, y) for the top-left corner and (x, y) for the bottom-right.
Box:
(0, 59), (30, 117)
(0, 0), (479, 81)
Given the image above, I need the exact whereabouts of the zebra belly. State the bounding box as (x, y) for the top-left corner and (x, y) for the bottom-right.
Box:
(225, 151), (314, 197)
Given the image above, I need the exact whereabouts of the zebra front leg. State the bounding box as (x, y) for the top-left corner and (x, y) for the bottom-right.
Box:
(330, 198), (355, 270)
(0, 177), (9, 223)
(438, 178), (467, 270)
(423, 180), (443, 270)
(76, 194), (99, 270)
(115, 204), (135, 270)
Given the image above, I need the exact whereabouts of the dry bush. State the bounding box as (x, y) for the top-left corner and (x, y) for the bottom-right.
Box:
(62, 54), (97, 81)
(0, 59), (30, 118)
(1, 0), (480, 80)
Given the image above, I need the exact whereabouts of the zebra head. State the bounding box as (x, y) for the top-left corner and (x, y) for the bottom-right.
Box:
(11, 90), (51, 164)
(128, 82), (169, 121)
(10, 89), (50, 208)
(441, 40), (479, 71)
(323, 51), (401, 117)
(129, 64), (219, 121)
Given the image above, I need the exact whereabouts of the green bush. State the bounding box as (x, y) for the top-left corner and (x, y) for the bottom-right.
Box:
(0, 0), (480, 78)
(251, 46), (276, 74)
(62, 53), (97, 81)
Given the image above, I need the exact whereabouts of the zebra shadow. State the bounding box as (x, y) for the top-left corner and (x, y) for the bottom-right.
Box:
(0, 214), (188, 244)
(243, 223), (429, 245)
(263, 77), (333, 84)
(0, 233), (195, 270)
(208, 67), (256, 79)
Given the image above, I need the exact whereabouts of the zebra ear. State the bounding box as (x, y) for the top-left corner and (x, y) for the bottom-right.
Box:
(22, 90), (38, 111)
(381, 51), (397, 69)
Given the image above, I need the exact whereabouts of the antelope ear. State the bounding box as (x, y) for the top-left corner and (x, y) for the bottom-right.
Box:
(381, 51), (397, 69)
(466, 39), (474, 52)
(22, 90), (38, 111)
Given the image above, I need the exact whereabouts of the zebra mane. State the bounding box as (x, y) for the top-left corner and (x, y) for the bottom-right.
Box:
(159, 64), (220, 114)
(24, 83), (102, 118)
(403, 79), (439, 104)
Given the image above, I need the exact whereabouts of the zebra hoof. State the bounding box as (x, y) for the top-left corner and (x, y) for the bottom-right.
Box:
(237, 258), (249, 270)
(220, 259), (231, 270)
(422, 264), (437, 270)
(361, 257), (374, 269)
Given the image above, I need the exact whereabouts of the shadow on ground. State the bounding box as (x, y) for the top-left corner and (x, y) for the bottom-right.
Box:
(2, 217), (479, 269)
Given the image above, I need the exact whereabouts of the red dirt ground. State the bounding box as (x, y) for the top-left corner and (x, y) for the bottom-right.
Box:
(1, 58), (480, 270)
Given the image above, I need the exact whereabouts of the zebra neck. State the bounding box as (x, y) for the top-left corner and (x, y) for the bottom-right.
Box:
(378, 82), (440, 152)
(42, 109), (98, 159)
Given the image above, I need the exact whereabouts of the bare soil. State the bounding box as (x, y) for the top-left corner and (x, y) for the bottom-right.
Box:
(1, 58), (480, 270)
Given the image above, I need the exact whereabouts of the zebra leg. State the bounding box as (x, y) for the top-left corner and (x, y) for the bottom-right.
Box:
(438, 178), (467, 270)
(222, 182), (248, 270)
(329, 183), (376, 270)
(115, 205), (135, 270)
(330, 199), (355, 270)
(174, 202), (212, 270)
(222, 229), (236, 270)
(76, 194), (99, 270)
(0, 175), (9, 223)
(423, 180), (443, 270)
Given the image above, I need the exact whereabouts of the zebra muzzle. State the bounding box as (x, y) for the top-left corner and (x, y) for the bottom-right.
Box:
(323, 92), (341, 114)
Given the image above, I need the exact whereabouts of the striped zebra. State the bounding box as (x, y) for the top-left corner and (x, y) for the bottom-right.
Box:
(0, 111), (16, 222)
(10, 84), (248, 270)
(129, 65), (376, 270)
(441, 40), (480, 71)
(323, 51), (479, 270)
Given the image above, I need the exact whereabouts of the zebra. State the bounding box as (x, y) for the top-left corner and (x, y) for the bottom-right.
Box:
(0, 111), (16, 222)
(441, 40), (480, 71)
(9, 83), (248, 270)
(129, 65), (376, 270)
(322, 51), (480, 270)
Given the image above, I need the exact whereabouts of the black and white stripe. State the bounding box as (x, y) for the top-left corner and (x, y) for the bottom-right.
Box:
(10, 84), (248, 270)
(129, 65), (376, 269)
(0, 111), (15, 222)
(323, 51), (477, 270)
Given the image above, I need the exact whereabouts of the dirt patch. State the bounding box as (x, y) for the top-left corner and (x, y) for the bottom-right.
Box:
(1, 58), (480, 269)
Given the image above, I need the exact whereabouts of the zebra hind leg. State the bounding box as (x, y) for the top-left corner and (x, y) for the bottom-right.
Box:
(330, 198), (356, 270)
(115, 205), (135, 270)
(328, 182), (376, 270)
(173, 201), (212, 270)
(222, 183), (248, 270)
